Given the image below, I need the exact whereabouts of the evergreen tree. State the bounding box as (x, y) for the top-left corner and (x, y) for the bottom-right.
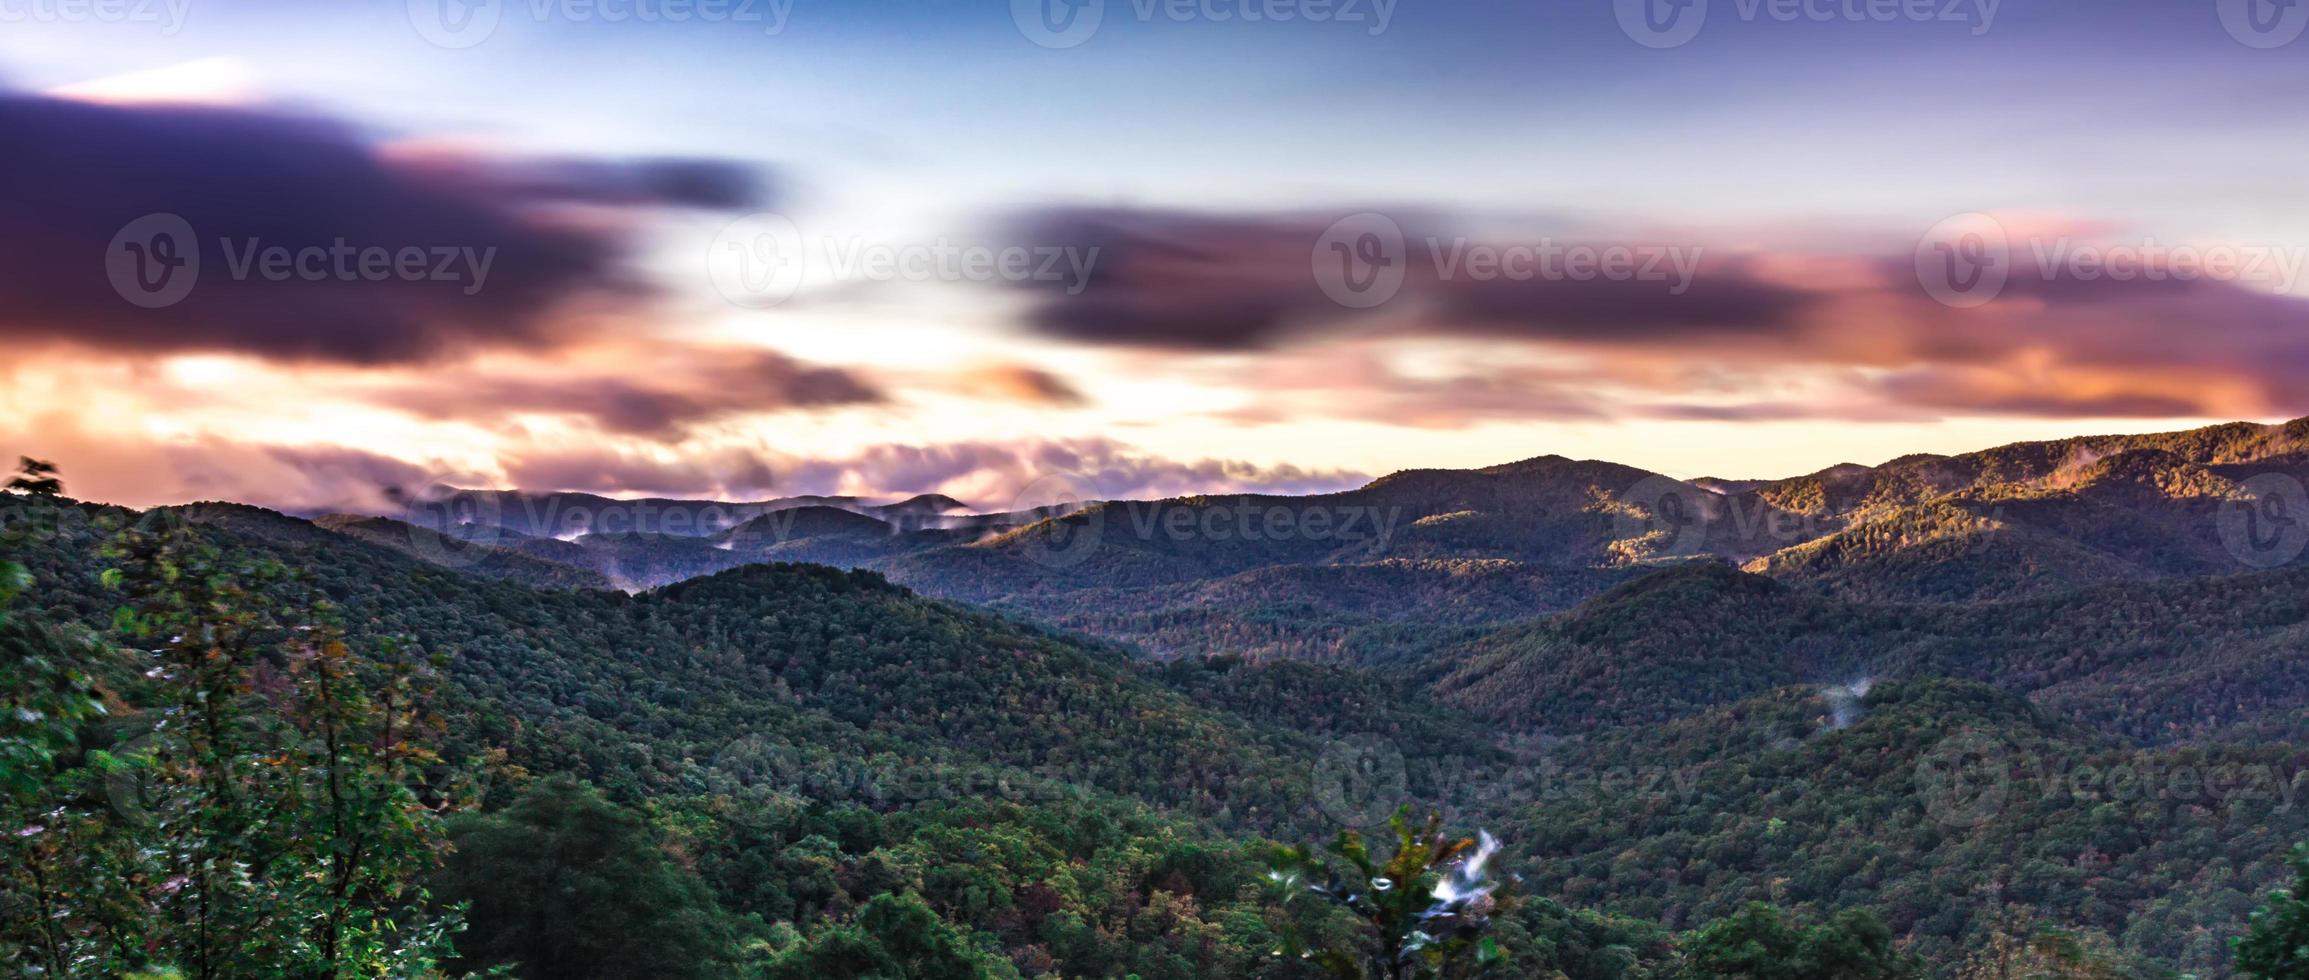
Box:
(1678, 903), (1921, 979)
(2237, 844), (2309, 980)
(437, 777), (738, 978)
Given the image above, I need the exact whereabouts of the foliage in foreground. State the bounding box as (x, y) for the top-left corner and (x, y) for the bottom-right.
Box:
(2, 461), (461, 977)
(2235, 844), (2309, 979)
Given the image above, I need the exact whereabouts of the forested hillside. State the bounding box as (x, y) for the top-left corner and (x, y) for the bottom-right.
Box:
(10, 420), (2309, 976)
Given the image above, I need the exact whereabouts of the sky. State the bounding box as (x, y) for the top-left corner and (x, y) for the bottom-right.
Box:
(5, 0), (2309, 513)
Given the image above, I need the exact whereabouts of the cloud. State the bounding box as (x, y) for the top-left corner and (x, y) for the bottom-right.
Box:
(0, 90), (767, 366)
(363, 345), (884, 437)
(948, 363), (1088, 406)
(0, 416), (440, 514)
(2, 395), (1362, 515)
(999, 205), (2309, 422)
(498, 437), (1365, 512)
(500, 446), (783, 499)
(1001, 208), (1353, 350)
(770, 437), (1369, 507)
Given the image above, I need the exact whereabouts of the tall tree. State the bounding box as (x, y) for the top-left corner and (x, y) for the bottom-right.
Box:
(1269, 809), (1514, 979)
(436, 777), (738, 978)
(2, 460), (461, 977)
(0, 545), (152, 973)
(2237, 844), (2309, 979)
(1679, 903), (1921, 980)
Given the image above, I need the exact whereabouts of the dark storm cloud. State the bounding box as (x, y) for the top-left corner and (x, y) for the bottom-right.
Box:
(0, 91), (767, 365)
(1000, 208), (1357, 350)
(998, 206), (1806, 351)
(998, 205), (2309, 421)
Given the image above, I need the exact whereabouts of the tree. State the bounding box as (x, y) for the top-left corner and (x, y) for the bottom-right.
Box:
(436, 777), (738, 978)
(6, 456), (62, 496)
(104, 506), (462, 976)
(1679, 903), (1921, 979)
(0, 542), (151, 975)
(3, 458), (462, 978)
(760, 891), (1018, 980)
(2236, 843), (2309, 979)
(1269, 809), (1515, 979)
(1958, 909), (2132, 979)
